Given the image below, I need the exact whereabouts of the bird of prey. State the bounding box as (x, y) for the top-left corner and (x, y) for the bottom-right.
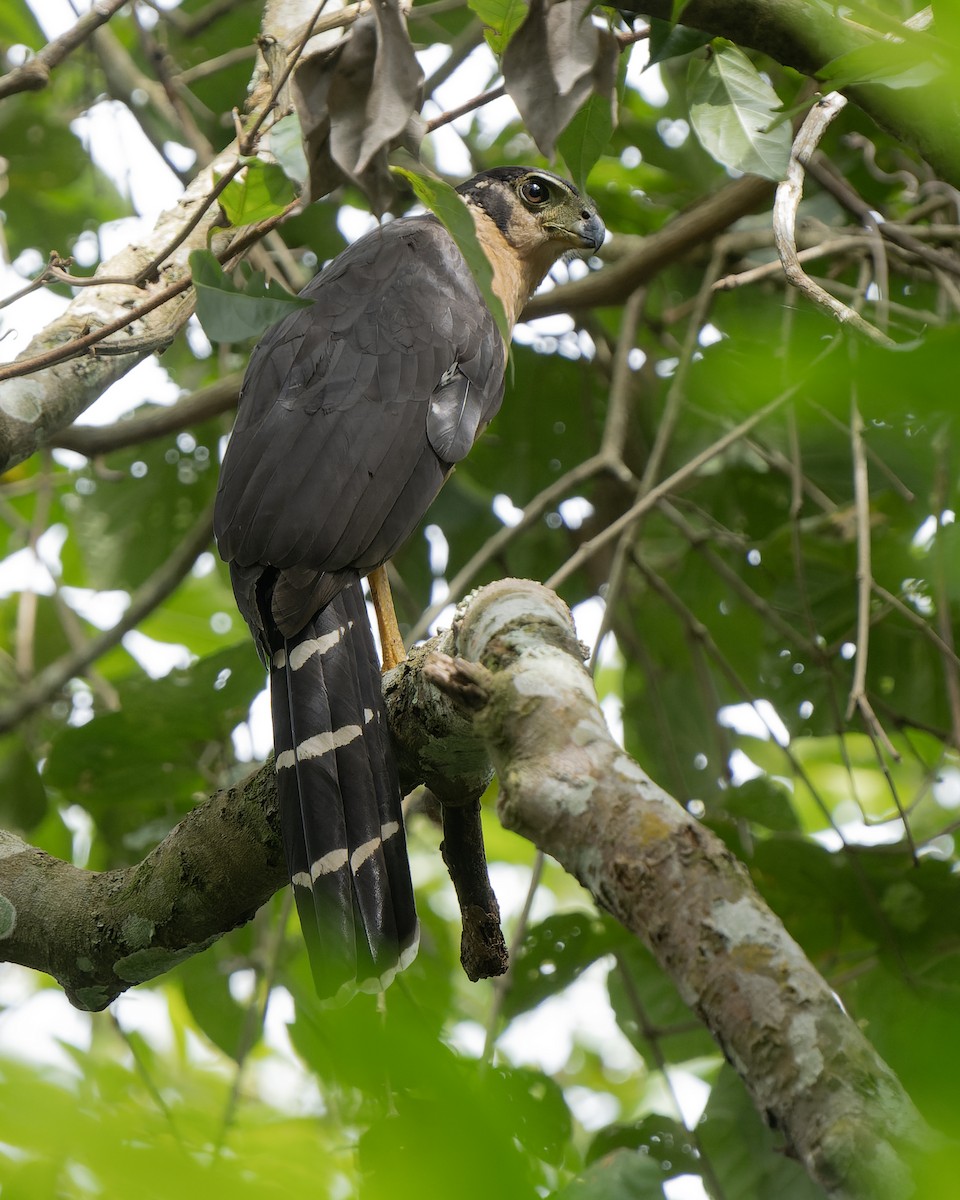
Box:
(214, 166), (604, 1001)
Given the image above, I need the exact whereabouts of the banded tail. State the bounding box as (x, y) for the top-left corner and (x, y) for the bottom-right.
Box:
(270, 578), (419, 1001)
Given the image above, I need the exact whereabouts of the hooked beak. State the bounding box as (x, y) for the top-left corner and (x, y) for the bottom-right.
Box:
(574, 211), (605, 252)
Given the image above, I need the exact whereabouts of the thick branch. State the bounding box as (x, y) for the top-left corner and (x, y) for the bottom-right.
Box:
(0, 763), (285, 1011)
(430, 578), (933, 1200)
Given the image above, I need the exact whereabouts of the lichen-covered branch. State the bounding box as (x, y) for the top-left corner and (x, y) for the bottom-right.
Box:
(0, 763), (285, 1011)
(426, 578), (933, 1200)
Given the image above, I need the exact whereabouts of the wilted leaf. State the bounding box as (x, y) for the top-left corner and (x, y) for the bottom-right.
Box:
(688, 44), (791, 180)
(269, 112), (309, 187)
(502, 0), (618, 158)
(189, 248), (312, 343)
(293, 7), (421, 213)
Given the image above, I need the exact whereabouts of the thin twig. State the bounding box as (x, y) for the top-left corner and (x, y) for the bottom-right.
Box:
(0, 200), (298, 385)
(547, 389), (796, 592)
(844, 396), (900, 759)
(407, 452), (630, 643)
(482, 852), (544, 1063)
(774, 93), (897, 347)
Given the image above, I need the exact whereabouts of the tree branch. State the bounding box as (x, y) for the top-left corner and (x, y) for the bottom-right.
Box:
(0, 0), (130, 101)
(428, 578), (934, 1199)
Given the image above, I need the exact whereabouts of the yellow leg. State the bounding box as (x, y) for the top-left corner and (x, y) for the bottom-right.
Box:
(367, 564), (406, 671)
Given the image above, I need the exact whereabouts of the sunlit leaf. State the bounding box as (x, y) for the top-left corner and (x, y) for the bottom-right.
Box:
(688, 44), (792, 179)
(219, 158), (298, 226)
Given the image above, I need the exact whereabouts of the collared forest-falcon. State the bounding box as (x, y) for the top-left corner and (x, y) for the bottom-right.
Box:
(214, 167), (604, 1000)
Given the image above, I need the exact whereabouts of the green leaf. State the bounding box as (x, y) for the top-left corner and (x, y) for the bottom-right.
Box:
(189, 248), (312, 343)
(716, 775), (800, 833)
(554, 1147), (665, 1199)
(647, 17), (712, 67)
(269, 113), (310, 187)
(608, 943), (717, 1065)
(218, 158), (298, 226)
(467, 0), (528, 55)
(558, 94), (613, 192)
(699, 1066), (824, 1198)
(688, 44), (792, 180)
(0, 733), (48, 831)
(503, 912), (627, 1020)
(587, 1113), (699, 1175)
(817, 41), (942, 92)
(42, 643), (266, 856)
(391, 167), (510, 344)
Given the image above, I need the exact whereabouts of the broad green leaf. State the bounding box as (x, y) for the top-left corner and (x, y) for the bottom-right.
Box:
(189, 248), (312, 343)
(587, 1113), (700, 1175)
(699, 1066), (825, 1199)
(391, 166), (510, 344)
(269, 112), (309, 187)
(714, 775), (800, 833)
(219, 158), (298, 226)
(688, 44), (792, 180)
(817, 41), (942, 92)
(0, 733), (47, 831)
(42, 643), (265, 856)
(558, 93), (614, 192)
(608, 943), (717, 1065)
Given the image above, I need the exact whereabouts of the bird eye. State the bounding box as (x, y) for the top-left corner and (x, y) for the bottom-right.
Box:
(520, 178), (549, 206)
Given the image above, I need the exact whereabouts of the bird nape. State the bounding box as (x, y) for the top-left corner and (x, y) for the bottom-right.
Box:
(214, 167), (604, 1002)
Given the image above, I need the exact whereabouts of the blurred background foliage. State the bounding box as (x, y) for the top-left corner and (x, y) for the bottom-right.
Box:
(1, 0), (959, 1196)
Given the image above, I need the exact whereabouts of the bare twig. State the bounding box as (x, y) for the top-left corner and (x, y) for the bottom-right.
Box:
(0, 200), (297, 387)
(547, 389), (795, 592)
(773, 93), (897, 347)
(844, 397), (899, 759)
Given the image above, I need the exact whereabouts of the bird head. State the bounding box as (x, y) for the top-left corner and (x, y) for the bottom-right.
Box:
(457, 166), (604, 326)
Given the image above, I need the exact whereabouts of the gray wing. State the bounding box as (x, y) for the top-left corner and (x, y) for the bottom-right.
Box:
(214, 216), (504, 638)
